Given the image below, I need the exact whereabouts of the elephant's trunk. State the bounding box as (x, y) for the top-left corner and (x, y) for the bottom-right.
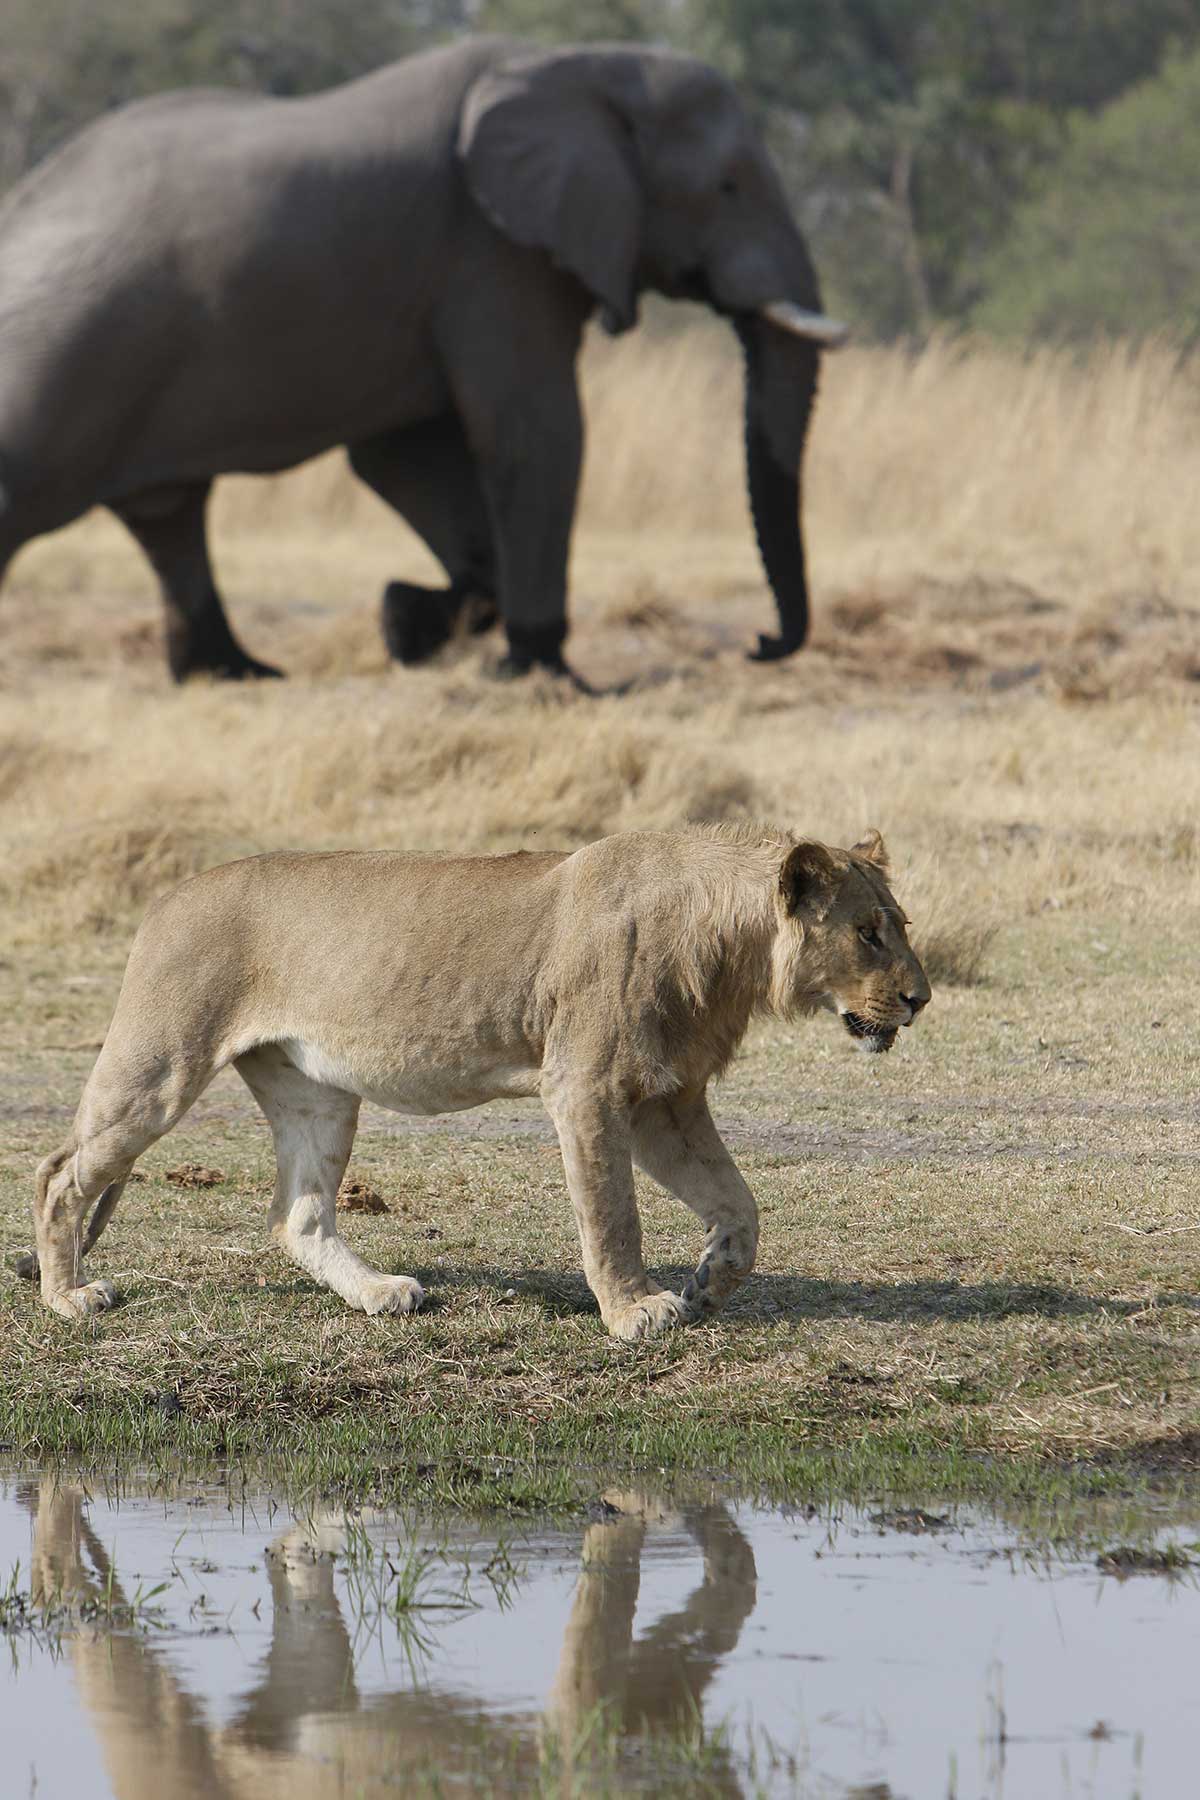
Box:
(736, 314), (820, 661)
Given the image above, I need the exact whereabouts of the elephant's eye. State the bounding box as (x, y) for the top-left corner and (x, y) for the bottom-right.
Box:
(858, 925), (883, 950)
(719, 175), (738, 198)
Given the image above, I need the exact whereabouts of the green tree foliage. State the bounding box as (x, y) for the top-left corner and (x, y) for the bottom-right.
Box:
(974, 48), (1200, 342)
(685, 0), (1200, 335)
(2, 0), (1199, 341)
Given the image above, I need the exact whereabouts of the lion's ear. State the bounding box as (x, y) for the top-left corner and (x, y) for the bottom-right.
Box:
(779, 841), (840, 916)
(851, 829), (890, 872)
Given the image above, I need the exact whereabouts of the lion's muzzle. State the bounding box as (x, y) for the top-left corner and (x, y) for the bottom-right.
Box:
(841, 1011), (899, 1054)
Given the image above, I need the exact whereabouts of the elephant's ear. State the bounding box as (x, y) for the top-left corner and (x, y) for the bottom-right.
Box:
(459, 50), (645, 334)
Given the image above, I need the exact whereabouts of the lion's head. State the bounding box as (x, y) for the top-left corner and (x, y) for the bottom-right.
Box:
(774, 830), (930, 1054)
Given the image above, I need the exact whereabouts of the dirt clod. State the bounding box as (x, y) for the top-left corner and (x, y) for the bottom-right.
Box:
(337, 1180), (390, 1215)
(163, 1164), (225, 1189)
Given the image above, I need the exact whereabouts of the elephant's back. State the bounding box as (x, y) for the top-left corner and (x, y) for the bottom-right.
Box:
(0, 35), (511, 247)
(0, 91), (263, 240)
(0, 38), (511, 494)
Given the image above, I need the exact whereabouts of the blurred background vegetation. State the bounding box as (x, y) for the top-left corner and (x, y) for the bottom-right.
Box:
(3, 0), (1198, 342)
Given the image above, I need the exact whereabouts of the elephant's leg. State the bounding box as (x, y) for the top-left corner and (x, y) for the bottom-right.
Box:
(475, 388), (583, 677)
(112, 482), (281, 682)
(348, 416), (498, 666)
(443, 305), (586, 677)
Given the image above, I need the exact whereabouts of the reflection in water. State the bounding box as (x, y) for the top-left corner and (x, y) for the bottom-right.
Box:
(10, 1473), (1198, 1799)
(550, 1491), (756, 1740)
(21, 1477), (758, 1798)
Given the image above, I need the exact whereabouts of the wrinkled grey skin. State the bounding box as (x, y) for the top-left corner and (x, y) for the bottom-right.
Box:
(0, 37), (835, 682)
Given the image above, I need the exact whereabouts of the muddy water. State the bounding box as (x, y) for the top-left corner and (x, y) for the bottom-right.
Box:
(2, 1472), (1197, 1799)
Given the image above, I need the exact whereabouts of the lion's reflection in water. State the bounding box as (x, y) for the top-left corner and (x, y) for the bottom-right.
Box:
(23, 1478), (759, 1798)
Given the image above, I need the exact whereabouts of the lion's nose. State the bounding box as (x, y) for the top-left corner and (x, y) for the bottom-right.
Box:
(902, 993), (928, 1021)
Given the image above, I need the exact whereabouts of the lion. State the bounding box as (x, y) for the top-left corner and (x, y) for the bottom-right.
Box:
(23, 825), (929, 1341)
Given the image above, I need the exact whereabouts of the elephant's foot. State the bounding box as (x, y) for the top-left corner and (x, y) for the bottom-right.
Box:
(382, 580), (498, 666)
(491, 653), (602, 696)
(495, 621), (603, 694)
(493, 654), (634, 700)
(208, 651), (285, 681)
(497, 651), (641, 698)
(167, 623), (283, 683)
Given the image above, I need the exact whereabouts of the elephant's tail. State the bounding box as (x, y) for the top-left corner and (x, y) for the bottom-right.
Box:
(0, 456), (14, 569)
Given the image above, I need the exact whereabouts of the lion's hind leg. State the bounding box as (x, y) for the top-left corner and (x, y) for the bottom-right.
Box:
(16, 1175), (130, 1287)
(236, 1046), (423, 1316)
(32, 1144), (121, 1319)
(35, 1147), (139, 1321)
(33, 1025), (223, 1319)
(631, 1092), (759, 1321)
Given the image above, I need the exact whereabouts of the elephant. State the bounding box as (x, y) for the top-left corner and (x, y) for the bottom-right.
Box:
(0, 36), (846, 684)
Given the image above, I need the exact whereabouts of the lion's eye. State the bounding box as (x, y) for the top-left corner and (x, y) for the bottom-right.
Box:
(858, 925), (883, 950)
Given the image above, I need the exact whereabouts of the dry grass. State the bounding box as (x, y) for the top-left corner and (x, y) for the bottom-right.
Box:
(1, 325), (1198, 1494)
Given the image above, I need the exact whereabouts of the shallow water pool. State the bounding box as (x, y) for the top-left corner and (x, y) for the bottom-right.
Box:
(2, 1469), (1197, 1797)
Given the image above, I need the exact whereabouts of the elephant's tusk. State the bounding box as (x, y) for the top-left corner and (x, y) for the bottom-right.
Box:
(759, 301), (850, 348)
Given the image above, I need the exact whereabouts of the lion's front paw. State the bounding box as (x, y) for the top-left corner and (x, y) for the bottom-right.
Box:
(361, 1275), (425, 1317)
(607, 1290), (689, 1343)
(47, 1279), (118, 1321)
